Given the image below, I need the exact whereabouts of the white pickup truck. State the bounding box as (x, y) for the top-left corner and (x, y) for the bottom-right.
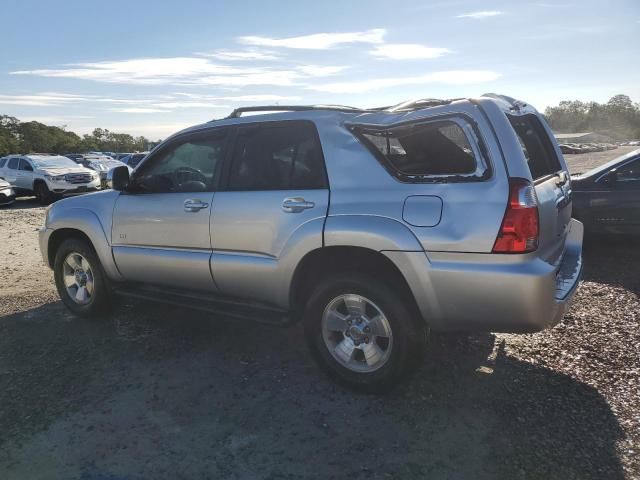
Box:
(0, 154), (100, 204)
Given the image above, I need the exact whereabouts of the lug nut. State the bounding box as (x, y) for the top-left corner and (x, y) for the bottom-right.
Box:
(356, 318), (362, 325)
(364, 326), (370, 333)
(364, 337), (369, 344)
(346, 319), (352, 325)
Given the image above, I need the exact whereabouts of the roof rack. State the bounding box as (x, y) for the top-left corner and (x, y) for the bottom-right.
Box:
(224, 104), (373, 119)
(222, 98), (460, 121)
(386, 98), (458, 113)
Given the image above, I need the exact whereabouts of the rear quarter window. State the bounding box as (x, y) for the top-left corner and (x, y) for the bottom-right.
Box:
(508, 114), (561, 180)
(351, 118), (488, 183)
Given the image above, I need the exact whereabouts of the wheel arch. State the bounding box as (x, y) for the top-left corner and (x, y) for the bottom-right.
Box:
(289, 246), (421, 322)
(46, 208), (123, 281)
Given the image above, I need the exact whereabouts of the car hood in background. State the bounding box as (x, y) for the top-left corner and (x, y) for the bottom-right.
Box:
(37, 167), (95, 176)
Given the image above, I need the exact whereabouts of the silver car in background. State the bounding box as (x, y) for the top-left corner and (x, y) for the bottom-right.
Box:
(38, 94), (583, 390)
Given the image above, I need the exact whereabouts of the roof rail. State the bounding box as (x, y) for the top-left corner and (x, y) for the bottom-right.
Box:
(386, 98), (457, 113)
(481, 93), (528, 111)
(223, 104), (372, 119)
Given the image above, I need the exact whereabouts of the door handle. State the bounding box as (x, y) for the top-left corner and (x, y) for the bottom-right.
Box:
(282, 197), (315, 213)
(184, 199), (209, 212)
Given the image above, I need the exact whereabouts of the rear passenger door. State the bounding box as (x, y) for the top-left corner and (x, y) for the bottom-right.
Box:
(210, 121), (329, 306)
(593, 158), (640, 234)
(4, 157), (20, 185)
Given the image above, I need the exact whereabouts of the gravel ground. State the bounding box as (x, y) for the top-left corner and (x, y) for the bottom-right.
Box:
(564, 145), (638, 174)
(0, 169), (638, 479)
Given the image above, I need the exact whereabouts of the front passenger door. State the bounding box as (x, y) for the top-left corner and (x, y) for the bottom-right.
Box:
(592, 158), (640, 234)
(112, 128), (229, 292)
(16, 159), (34, 191)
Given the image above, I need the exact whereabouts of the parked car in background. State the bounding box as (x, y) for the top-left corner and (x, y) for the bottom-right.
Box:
(80, 155), (132, 188)
(120, 152), (148, 169)
(560, 144), (581, 154)
(38, 94), (583, 390)
(0, 154), (99, 204)
(572, 149), (640, 235)
(113, 153), (132, 161)
(0, 177), (16, 206)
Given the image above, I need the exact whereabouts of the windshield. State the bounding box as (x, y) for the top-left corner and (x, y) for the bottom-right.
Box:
(31, 156), (79, 168)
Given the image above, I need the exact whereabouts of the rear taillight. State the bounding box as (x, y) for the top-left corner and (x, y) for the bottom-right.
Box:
(493, 178), (539, 253)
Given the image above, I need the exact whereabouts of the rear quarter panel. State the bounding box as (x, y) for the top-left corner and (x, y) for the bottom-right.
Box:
(318, 102), (510, 253)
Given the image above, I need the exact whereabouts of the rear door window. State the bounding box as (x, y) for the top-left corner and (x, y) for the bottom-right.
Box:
(227, 122), (326, 190)
(8, 158), (19, 169)
(352, 119), (486, 182)
(508, 114), (561, 180)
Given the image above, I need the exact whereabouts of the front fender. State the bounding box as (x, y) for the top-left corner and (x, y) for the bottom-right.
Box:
(45, 207), (123, 281)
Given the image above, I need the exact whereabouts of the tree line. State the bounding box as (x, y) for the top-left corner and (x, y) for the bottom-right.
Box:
(544, 94), (640, 140)
(0, 115), (158, 156)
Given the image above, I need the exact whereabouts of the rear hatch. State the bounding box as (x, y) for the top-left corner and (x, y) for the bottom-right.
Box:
(506, 111), (572, 263)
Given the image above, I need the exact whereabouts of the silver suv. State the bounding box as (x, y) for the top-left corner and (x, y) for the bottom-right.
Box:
(38, 95), (583, 390)
(0, 154), (100, 204)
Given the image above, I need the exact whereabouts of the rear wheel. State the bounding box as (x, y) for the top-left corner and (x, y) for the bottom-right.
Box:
(303, 273), (426, 391)
(53, 238), (111, 317)
(34, 182), (53, 205)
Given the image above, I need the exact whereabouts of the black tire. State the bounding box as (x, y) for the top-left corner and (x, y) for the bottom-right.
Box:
(34, 181), (54, 205)
(53, 237), (111, 317)
(303, 272), (427, 392)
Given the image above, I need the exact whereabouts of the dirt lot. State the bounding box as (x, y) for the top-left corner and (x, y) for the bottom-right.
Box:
(0, 148), (638, 479)
(564, 145), (638, 174)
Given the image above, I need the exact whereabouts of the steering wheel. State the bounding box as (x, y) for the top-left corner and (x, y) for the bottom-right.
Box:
(174, 166), (207, 187)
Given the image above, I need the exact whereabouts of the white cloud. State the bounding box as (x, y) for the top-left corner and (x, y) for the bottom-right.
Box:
(12, 57), (260, 86)
(150, 102), (230, 109)
(11, 57), (312, 87)
(0, 93), (95, 106)
(110, 107), (171, 113)
(296, 65), (347, 76)
(309, 70), (501, 94)
(456, 11), (504, 19)
(238, 28), (385, 50)
(172, 93), (301, 102)
(370, 44), (451, 60)
(198, 49), (280, 61)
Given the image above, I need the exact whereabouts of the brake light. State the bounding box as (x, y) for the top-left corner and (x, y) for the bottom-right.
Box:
(493, 178), (539, 253)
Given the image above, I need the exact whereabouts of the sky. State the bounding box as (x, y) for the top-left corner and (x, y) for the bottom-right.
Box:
(0, 0), (638, 139)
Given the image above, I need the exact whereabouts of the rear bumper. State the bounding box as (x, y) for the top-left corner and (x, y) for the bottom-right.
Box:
(384, 219), (584, 333)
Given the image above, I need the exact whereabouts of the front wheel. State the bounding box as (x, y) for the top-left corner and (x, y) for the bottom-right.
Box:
(303, 273), (426, 391)
(53, 238), (111, 317)
(34, 182), (54, 205)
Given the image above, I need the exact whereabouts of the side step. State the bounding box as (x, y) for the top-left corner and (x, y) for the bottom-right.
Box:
(112, 284), (291, 326)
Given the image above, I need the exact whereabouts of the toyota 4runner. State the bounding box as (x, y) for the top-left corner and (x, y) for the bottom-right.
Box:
(38, 95), (583, 390)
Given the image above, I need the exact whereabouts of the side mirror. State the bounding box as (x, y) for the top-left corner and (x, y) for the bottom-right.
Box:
(107, 165), (130, 191)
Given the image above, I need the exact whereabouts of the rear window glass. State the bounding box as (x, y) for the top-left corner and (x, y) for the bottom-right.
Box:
(508, 114), (561, 180)
(354, 120), (483, 182)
